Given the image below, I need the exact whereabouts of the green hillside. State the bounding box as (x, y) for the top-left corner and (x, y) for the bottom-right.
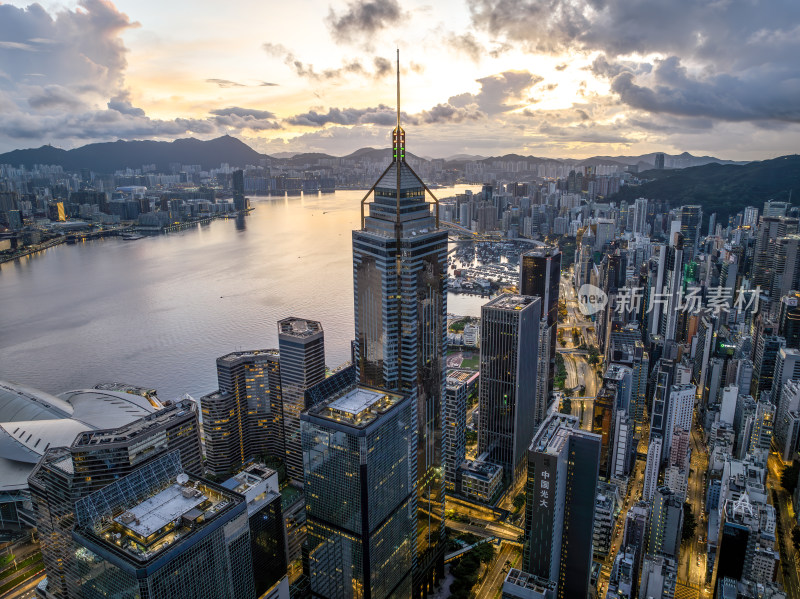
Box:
(610, 155), (800, 223)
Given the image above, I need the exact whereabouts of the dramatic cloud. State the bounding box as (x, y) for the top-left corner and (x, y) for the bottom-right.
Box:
(287, 105), (402, 127)
(449, 71), (543, 115)
(326, 0), (405, 45)
(444, 32), (485, 62)
(210, 107), (277, 120)
(467, 0), (800, 125)
(610, 57), (800, 123)
(107, 91), (145, 116)
(419, 103), (484, 124)
(28, 85), (85, 110)
(287, 101), (484, 128)
(0, 0), (138, 94)
(263, 43), (395, 81)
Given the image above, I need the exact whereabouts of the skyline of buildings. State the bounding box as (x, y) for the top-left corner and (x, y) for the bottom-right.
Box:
(3, 57), (800, 599)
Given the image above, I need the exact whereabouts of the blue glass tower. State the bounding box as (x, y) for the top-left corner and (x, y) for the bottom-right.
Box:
(352, 52), (447, 597)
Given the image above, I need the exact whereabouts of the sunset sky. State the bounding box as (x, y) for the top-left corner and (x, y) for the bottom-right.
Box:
(0, 0), (798, 159)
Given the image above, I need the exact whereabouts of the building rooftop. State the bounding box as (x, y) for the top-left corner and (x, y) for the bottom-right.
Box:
(305, 385), (405, 429)
(76, 458), (242, 565)
(503, 569), (556, 592)
(115, 483), (207, 538)
(217, 349), (279, 363)
(521, 246), (560, 258)
(460, 459), (502, 481)
(484, 293), (538, 312)
(278, 317), (323, 338)
(447, 369), (480, 388)
(530, 412), (598, 454)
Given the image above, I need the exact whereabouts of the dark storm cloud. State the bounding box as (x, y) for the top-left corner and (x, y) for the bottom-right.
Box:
(419, 103), (485, 124)
(448, 70), (543, 114)
(28, 85), (85, 110)
(107, 92), (145, 116)
(326, 0), (405, 45)
(612, 56), (800, 123)
(210, 107), (277, 120)
(210, 107), (281, 130)
(287, 101), (485, 128)
(467, 0), (800, 124)
(287, 105), (405, 127)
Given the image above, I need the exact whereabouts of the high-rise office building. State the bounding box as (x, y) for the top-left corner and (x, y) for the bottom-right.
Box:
(201, 349), (282, 477)
(751, 335), (785, 400)
(632, 198), (649, 236)
(523, 413), (601, 599)
(611, 410), (634, 479)
(659, 226), (685, 342)
(775, 379), (800, 461)
(770, 234), (800, 300)
(29, 400), (203, 599)
(646, 486), (683, 559)
(70, 451), (255, 599)
(679, 205), (703, 262)
(778, 292), (800, 349)
(444, 369), (479, 492)
(663, 384), (695, 462)
(352, 69), (448, 593)
(654, 153), (665, 170)
(478, 294), (541, 484)
(771, 347), (800, 415)
(593, 385), (616, 479)
(222, 463), (288, 598)
(642, 434), (663, 502)
(638, 555), (677, 599)
(753, 215), (799, 292)
(747, 400), (775, 454)
(278, 317), (326, 482)
(520, 246), (561, 416)
(302, 386), (414, 599)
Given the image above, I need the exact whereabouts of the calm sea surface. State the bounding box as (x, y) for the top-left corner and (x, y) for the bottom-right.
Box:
(0, 185), (487, 400)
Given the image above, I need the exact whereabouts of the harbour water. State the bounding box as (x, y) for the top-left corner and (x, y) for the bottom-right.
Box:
(0, 185), (484, 400)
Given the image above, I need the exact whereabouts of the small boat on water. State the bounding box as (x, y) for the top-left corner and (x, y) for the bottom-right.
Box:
(121, 234), (144, 241)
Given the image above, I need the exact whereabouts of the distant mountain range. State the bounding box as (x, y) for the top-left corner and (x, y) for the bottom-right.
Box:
(0, 135), (746, 174)
(610, 155), (800, 222)
(0, 136), (267, 173)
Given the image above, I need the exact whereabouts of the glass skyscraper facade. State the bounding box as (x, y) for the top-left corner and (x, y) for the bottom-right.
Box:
(69, 451), (255, 599)
(28, 401), (203, 599)
(202, 349), (282, 477)
(523, 413), (601, 599)
(478, 294), (541, 485)
(520, 246), (561, 425)
(278, 317), (326, 483)
(352, 109), (447, 594)
(302, 386), (414, 599)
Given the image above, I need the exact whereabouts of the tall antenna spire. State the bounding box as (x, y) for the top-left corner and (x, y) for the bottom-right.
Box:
(396, 47), (400, 131)
(392, 48), (405, 163)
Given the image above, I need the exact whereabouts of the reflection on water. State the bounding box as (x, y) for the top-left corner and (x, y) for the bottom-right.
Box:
(0, 186), (481, 400)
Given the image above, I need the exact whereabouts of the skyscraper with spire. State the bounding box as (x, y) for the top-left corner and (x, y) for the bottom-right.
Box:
(352, 50), (447, 596)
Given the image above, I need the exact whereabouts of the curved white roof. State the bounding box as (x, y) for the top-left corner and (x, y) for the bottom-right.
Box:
(0, 381), (159, 495)
(0, 381), (73, 421)
(60, 389), (157, 429)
